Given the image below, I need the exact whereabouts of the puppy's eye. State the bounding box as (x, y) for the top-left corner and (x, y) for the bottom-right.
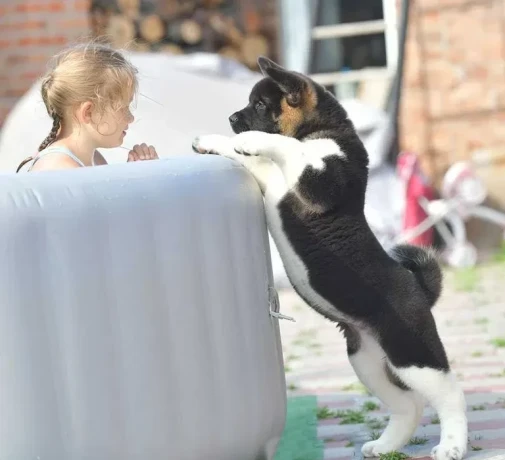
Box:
(255, 100), (266, 111)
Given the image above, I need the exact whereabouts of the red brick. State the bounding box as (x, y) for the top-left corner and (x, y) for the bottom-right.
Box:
(1, 21), (46, 30)
(57, 18), (89, 29)
(18, 36), (67, 46)
(75, 0), (91, 11)
(21, 71), (43, 80)
(15, 2), (65, 14)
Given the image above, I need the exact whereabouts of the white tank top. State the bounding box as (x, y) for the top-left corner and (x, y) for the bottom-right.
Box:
(27, 145), (86, 171)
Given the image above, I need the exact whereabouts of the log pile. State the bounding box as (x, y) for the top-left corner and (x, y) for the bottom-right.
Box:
(89, 0), (279, 70)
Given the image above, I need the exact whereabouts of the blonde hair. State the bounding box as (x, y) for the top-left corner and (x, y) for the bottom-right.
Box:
(16, 41), (138, 172)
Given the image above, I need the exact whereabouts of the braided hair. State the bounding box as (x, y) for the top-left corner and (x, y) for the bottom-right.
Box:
(38, 113), (61, 151)
(16, 78), (61, 173)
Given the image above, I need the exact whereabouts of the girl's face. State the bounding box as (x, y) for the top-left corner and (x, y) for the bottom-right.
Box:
(90, 103), (135, 148)
(77, 96), (135, 149)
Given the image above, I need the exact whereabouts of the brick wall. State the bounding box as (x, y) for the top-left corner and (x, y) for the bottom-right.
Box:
(0, 0), (91, 127)
(399, 0), (505, 201)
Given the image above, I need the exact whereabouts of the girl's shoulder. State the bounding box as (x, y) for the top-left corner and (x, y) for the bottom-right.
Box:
(29, 145), (85, 171)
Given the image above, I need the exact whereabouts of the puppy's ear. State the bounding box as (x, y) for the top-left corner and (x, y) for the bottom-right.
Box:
(257, 56), (305, 107)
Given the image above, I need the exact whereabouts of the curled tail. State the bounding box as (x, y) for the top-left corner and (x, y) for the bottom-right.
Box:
(390, 244), (443, 308)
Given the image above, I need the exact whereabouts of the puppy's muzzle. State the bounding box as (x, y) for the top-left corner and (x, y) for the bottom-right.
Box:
(229, 111), (248, 134)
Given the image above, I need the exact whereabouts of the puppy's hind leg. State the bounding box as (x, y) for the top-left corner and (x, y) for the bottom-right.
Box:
(389, 338), (467, 460)
(342, 327), (425, 457)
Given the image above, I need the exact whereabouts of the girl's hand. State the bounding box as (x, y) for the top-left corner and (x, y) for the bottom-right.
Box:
(127, 143), (159, 162)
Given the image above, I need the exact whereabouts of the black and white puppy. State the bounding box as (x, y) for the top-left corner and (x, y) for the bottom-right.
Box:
(192, 56), (467, 460)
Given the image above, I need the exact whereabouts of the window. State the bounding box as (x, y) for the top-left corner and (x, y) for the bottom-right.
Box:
(308, 0), (398, 103)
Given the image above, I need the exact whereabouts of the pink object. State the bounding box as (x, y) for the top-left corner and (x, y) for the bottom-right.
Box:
(396, 151), (436, 246)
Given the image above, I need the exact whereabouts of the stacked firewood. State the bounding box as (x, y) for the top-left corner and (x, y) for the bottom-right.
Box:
(89, 0), (279, 70)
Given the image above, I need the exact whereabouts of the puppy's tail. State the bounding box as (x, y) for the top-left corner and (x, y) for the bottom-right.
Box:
(390, 244), (443, 308)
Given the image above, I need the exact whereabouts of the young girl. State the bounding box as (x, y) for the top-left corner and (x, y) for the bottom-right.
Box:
(16, 42), (158, 173)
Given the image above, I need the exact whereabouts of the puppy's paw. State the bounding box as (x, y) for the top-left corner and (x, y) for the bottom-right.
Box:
(431, 442), (467, 460)
(192, 135), (231, 155)
(362, 439), (403, 457)
(233, 131), (273, 157)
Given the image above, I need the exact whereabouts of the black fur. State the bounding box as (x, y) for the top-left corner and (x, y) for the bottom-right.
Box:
(230, 56), (450, 374)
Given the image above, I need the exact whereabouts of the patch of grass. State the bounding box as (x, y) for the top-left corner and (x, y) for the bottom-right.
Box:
(366, 417), (387, 430)
(431, 415), (440, 424)
(474, 317), (489, 325)
(369, 430), (381, 440)
(292, 329), (319, 349)
(284, 365), (292, 373)
(287, 383), (298, 391)
(316, 406), (338, 420)
(490, 369), (505, 378)
(341, 381), (371, 395)
(409, 436), (429, 445)
(362, 400), (380, 412)
(471, 445), (483, 451)
(453, 267), (479, 292)
(492, 241), (505, 263)
(378, 451), (408, 460)
(345, 441), (355, 447)
(316, 406), (367, 425)
(491, 337), (505, 348)
(285, 354), (300, 363)
(472, 405), (486, 411)
(471, 351), (483, 358)
(336, 409), (366, 425)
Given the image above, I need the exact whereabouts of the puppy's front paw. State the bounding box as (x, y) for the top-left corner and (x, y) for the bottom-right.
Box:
(233, 131), (272, 157)
(192, 135), (231, 155)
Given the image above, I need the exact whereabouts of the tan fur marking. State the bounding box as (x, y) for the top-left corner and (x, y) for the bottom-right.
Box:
(278, 81), (318, 136)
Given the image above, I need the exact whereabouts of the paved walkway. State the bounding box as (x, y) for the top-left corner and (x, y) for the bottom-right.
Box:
(278, 262), (505, 459)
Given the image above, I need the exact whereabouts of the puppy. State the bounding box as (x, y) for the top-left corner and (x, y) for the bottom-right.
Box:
(192, 56), (467, 460)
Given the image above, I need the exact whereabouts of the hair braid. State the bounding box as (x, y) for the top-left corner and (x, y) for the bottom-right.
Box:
(16, 113), (61, 173)
(38, 113), (61, 152)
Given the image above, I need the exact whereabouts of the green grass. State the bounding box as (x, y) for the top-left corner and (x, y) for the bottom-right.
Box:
(369, 430), (381, 440)
(341, 381), (371, 395)
(471, 445), (483, 451)
(315, 406), (367, 424)
(431, 415), (440, 424)
(366, 417), (387, 430)
(362, 400), (380, 412)
(492, 241), (505, 263)
(491, 337), (505, 348)
(378, 452), (409, 460)
(285, 354), (301, 363)
(471, 351), (483, 357)
(337, 409), (366, 425)
(287, 383), (299, 391)
(453, 267), (479, 292)
(409, 436), (429, 445)
(345, 441), (354, 447)
(474, 317), (489, 325)
(490, 369), (505, 377)
(316, 406), (338, 420)
(472, 405), (486, 411)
